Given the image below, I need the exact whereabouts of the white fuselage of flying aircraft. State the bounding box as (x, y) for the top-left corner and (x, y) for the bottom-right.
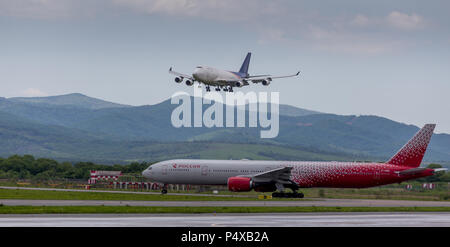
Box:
(169, 52), (300, 92)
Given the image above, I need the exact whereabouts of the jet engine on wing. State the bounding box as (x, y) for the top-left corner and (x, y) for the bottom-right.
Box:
(227, 177), (251, 191)
(175, 77), (183, 83)
(185, 80), (194, 86)
(261, 79), (271, 86)
(227, 177), (276, 192)
(235, 81), (243, 87)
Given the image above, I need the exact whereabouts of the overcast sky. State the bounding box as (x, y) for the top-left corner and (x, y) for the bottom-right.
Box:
(1, 0), (449, 133)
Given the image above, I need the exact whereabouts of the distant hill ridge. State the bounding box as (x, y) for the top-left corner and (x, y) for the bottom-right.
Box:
(0, 93), (449, 166)
(8, 93), (132, 110)
(6, 93), (321, 116)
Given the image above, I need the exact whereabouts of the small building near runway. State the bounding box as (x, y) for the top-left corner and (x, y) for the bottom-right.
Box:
(88, 170), (122, 184)
(87, 170), (193, 191)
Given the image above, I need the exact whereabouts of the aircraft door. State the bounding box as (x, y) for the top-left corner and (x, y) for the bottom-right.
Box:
(374, 171), (380, 180)
(162, 165), (167, 175)
(201, 166), (208, 176)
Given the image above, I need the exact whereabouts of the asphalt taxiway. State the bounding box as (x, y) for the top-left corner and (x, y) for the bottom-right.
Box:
(1, 198), (450, 207)
(0, 212), (449, 227)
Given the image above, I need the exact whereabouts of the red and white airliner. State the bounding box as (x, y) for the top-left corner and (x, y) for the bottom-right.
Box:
(142, 124), (446, 198)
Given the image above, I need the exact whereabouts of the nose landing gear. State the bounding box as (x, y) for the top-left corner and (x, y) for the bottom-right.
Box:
(161, 184), (168, 194)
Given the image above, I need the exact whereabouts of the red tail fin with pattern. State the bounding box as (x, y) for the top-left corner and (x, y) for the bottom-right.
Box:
(387, 124), (435, 167)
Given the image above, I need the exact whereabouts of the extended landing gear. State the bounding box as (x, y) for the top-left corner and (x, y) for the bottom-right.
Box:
(206, 86), (211, 92)
(272, 191), (304, 198)
(272, 181), (303, 198)
(215, 87), (221, 91)
(222, 86), (233, 92)
(161, 184), (168, 194)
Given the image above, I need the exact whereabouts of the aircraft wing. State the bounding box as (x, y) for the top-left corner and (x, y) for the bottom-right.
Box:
(169, 67), (195, 81)
(249, 71), (300, 83)
(241, 166), (293, 185)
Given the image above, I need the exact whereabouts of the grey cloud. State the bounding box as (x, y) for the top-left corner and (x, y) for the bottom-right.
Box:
(0, 0), (75, 19)
(0, 0), (443, 54)
(386, 11), (425, 30)
(112, 0), (285, 22)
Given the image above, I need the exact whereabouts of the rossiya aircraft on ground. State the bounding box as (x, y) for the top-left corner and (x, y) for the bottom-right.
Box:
(142, 124), (447, 198)
(168, 52), (300, 92)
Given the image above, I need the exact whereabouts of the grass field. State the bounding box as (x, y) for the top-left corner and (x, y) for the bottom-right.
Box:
(0, 188), (265, 201)
(1, 187), (449, 214)
(303, 187), (450, 201)
(0, 184), (449, 202)
(0, 205), (450, 214)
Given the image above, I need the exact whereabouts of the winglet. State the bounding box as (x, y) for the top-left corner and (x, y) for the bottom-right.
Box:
(387, 124), (435, 167)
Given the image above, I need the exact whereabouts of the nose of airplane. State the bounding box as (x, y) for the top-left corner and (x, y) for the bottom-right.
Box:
(193, 67), (204, 80)
(142, 167), (153, 180)
(193, 69), (200, 79)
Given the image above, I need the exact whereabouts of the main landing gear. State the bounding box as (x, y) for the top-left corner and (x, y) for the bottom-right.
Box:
(221, 86), (233, 92)
(271, 181), (304, 198)
(204, 85), (233, 92)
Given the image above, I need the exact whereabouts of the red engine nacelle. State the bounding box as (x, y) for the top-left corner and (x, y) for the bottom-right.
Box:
(227, 177), (252, 192)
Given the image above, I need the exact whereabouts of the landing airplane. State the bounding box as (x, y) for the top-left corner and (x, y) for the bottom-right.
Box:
(169, 52), (300, 92)
(142, 124), (446, 198)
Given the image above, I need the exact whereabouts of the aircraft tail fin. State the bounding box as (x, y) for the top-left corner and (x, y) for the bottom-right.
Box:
(387, 124), (435, 167)
(239, 52), (251, 76)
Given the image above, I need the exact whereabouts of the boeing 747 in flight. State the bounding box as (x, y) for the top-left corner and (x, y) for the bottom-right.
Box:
(169, 52), (300, 92)
(142, 124), (446, 198)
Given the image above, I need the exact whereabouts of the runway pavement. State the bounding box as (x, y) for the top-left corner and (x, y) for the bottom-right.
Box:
(1, 185), (450, 207)
(0, 212), (449, 227)
(2, 186), (449, 227)
(1, 198), (450, 207)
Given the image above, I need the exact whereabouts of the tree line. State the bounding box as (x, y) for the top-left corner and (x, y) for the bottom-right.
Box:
(0, 155), (152, 181)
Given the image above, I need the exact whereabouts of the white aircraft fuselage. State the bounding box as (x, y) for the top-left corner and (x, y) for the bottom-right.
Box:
(192, 66), (243, 86)
(142, 125), (444, 197)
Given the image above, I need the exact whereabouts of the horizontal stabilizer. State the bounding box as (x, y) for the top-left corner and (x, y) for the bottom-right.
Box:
(395, 167), (428, 176)
(395, 167), (447, 176)
(433, 168), (448, 173)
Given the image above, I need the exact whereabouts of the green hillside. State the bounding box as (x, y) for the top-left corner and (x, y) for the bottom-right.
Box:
(0, 93), (449, 165)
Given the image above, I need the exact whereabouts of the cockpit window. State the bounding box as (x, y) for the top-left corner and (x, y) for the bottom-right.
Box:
(196, 66), (203, 69)
(148, 167), (152, 170)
